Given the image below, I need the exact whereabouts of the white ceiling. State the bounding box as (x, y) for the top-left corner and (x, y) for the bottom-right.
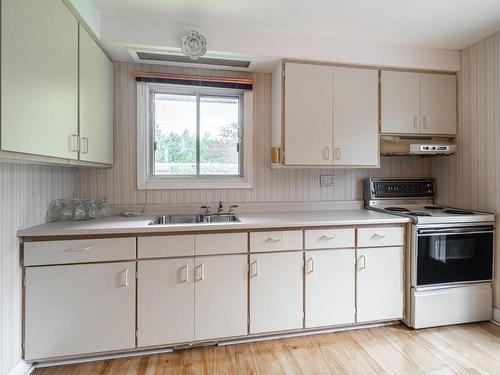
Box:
(92, 0), (500, 50)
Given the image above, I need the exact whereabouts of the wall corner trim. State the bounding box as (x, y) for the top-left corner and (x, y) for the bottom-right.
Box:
(493, 307), (500, 324)
(7, 360), (34, 375)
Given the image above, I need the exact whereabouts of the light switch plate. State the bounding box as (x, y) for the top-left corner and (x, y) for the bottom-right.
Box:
(320, 175), (335, 187)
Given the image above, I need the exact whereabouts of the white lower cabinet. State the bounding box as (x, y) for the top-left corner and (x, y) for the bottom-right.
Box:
(138, 258), (195, 347)
(249, 252), (303, 334)
(356, 246), (404, 322)
(138, 254), (247, 346)
(24, 262), (135, 360)
(194, 255), (248, 340)
(305, 249), (356, 328)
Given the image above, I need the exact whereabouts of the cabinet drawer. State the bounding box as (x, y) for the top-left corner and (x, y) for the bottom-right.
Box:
(138, 235), (194, 258)
(250, 231), (303, 253)
(305, 228), (355, 249)
(24, 238), (136, 266)
(357, 227), (404, 248)
(195, 233), (247, 255)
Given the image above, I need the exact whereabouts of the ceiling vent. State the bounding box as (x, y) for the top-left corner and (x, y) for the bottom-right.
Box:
(128, 49), (254, 70)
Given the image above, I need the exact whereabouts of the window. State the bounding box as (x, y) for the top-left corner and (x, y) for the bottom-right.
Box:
(137, 82), (253, 189)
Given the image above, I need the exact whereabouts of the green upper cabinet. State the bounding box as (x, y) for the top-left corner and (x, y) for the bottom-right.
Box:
(79, 25), (114, 164)
(1, 0), (79, 159)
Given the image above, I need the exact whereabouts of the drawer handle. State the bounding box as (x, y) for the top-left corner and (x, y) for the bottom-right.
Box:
(266, 236), (285, 242)
(66, 245), (93, 252)
(372, 233), (388, 238)
(306, 258), (314, 274)
(179, 265), (189, 283)
(119, 269), (129, 287)
(195, 264), (204, 281)
(358, 255), (366, 271)
(320, 234), (336, 240)
(250, 261), (259, 277)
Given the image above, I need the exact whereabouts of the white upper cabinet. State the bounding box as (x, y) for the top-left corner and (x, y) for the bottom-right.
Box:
(79, 25), (114, 164)
(420, 73), (457, 135)
(381, 71), (420, 134)
(1, 0), (79, 159)
(281, 62), (378, 167)
(284, 63), (333, 165)
(333, 67), (379, 166)
(381, 70), (457, 136)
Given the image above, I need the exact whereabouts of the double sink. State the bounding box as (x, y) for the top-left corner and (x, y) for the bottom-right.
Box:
(149, 214), (240, 225)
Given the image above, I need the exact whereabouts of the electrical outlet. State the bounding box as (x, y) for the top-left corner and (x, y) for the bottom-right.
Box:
(320, 175), (335, 187)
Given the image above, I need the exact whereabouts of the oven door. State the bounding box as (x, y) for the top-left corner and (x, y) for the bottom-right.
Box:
(416, 225), (494, 287)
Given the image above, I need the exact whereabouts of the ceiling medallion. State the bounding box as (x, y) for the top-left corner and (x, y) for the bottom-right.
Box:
(180, 30), (207, 60)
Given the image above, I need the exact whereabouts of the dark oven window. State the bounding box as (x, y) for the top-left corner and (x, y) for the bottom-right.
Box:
(417, 231), (493, 286)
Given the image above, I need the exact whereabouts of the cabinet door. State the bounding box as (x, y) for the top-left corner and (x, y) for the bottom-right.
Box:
(194, 255), (247, 340)
(25, 262), (135, 360)
(333, 67), (379, 166)
(249, 252), (303, 334)
(381, 71), (420, 134)
(420, 74), (457, 135)
(79, 25), (114, 164)
(356, 247), (403, 323)
(138, 258), (194, 347)
(1, 0), (78, 159)
(305, 249), (355, 328)
(284, 63), (333, 165)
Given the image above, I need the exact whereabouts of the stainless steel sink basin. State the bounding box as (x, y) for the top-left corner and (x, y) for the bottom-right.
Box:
(149, 214), (240, 225)
(204, 214), (241, 223)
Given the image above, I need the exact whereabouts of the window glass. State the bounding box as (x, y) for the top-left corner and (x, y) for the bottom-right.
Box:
(154, 93), (197, 175)
(199, 95), (240, 175)
(152, 89), (242, 177)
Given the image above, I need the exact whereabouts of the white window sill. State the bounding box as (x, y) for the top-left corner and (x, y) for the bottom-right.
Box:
(138, 177), (254, 190)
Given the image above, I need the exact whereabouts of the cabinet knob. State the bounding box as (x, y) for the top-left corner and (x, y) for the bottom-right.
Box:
(335, 148), (341, 160)
(266, 236), (285, 242)
(69, 134), (80, 152)
(306, 258), (315, 274)
(323, 147), (330, 160)
(413, 116), (418, 129)
(250, 261), (259, 277)
(320, 234), (336, 240)
(358, 255), (366, 271)
(423, 117), (428, 129)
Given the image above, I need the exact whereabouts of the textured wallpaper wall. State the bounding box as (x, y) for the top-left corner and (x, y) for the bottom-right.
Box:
(76, 63), (432, 205)
(0, 164), (76, 374)
(432, 30), (500, 308)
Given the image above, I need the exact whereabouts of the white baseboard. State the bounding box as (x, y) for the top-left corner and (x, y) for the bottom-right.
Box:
(493, 307), (500, 324)
(33, 347), (173, 369)
(7, 360), (34, 375)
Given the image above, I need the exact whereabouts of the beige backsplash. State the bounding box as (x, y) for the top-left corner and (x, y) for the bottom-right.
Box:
(76, 62), (432, 205)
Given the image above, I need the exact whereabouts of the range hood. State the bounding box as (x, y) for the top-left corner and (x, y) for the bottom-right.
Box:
(380, 136), (457, 156)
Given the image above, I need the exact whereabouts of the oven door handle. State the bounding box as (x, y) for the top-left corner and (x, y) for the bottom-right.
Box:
(417, 226), (494, 235)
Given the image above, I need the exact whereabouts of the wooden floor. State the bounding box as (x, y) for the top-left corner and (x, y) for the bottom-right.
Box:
(34, 322), (500, 375)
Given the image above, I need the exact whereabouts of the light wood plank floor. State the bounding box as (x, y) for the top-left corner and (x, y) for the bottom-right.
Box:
(34, 323), (500, 375)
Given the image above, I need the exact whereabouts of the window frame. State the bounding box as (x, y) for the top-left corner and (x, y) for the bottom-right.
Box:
(137, 82), (254, 190)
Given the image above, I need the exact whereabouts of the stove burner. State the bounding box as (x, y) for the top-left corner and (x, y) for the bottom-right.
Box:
(408, 211), (432, 216)
(385, 207), (411, 212)
(424, 205), (443, 210)
(443, 209), (475, 215)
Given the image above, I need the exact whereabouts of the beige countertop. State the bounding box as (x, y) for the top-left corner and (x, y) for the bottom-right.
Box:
(18, 209), (409, 238)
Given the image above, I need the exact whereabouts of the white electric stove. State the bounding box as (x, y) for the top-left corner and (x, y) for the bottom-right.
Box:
(364, 178), (495, 329)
